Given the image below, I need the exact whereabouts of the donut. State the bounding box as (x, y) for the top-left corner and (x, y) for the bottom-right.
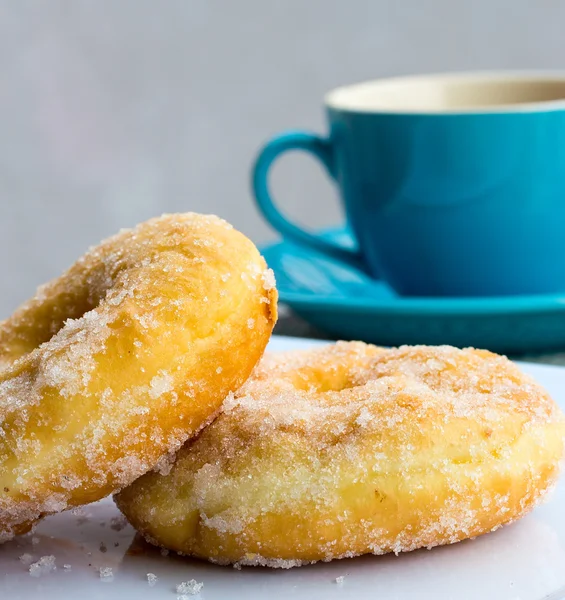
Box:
(0, 212), (277, 542)
(115, 342), (565, 568)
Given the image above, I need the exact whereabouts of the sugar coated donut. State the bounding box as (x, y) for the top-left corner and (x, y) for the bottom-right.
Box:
(0, 213), (277, 542)
(116, 342), (565, 568)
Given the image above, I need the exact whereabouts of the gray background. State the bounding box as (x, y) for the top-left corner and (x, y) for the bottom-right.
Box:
(0, 0), (563, 317)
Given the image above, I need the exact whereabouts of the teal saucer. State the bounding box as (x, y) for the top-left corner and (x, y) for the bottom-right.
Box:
(261, 229), (565, 354)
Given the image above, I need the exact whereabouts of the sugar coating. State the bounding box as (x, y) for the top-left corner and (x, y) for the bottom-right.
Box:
(262, 268), (276, 291)
(149, 372), (174, 400)
(116, 342), (565, 568)
(0, 212), (277, 542)
(29, 555), (56, 577)
(176, 579), (204, 595)
(153, 452), (178, 476)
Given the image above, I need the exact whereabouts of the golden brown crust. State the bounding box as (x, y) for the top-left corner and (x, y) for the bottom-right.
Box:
(0, 212), (277, 541)
(116, 342), (565, 568)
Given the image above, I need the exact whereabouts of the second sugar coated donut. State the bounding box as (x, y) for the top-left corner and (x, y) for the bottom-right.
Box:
(116, 342), (565, 568)
(0, 213), (277, 542)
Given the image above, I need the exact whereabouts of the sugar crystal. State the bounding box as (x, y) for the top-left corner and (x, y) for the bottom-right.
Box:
(262, 268), (276, 290)
(29, 555), (56, 577)
(176, 579), (204, 595)
(99, 566), (114, 582)
(149, 372), (174, 399)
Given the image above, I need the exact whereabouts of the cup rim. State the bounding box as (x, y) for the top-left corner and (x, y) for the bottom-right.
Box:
(324, 70), (565, 115)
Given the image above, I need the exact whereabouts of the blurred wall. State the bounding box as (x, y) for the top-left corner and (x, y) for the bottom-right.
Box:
(0, 0), (564, 316)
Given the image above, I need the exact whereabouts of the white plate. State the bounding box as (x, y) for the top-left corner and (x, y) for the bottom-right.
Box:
(1, 336), (565, 600)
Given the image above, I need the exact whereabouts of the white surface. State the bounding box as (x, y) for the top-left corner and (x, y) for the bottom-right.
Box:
(1, 335), (565, 600)
(2, 1), (565, 319)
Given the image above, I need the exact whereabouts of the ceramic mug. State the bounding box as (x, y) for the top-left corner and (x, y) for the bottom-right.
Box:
(252, 72), (565, 297)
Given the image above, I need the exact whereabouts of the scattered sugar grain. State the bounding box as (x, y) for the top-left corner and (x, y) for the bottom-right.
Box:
(29, 555), (56, 577)
(31, 537), (40, 545)
(63, 564), (72, 572)
(110, 515), (128, 531)
(146, 572), (158, 587)
(160, 548), (169, 557)
(334, 575), (345, 584)
(99, 566), (114, 582)
(176, 579), (204, 595)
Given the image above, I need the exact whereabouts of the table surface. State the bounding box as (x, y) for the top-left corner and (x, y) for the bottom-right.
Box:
(275, 306), (565, 366)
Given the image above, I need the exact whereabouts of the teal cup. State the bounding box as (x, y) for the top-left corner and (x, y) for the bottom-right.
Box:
(252, 72), (565, 297)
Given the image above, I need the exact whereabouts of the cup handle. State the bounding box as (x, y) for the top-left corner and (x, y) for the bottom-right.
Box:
(251, 130), (367, 273)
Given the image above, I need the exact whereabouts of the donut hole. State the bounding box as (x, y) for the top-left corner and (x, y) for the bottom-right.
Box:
(0, 290), (102, 366)
(290, 366), (360, 393)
